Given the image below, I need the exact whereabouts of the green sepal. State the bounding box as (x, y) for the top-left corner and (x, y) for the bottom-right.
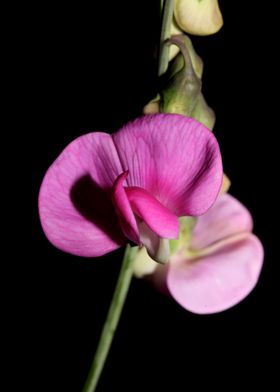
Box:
(170, 216), (197, 254)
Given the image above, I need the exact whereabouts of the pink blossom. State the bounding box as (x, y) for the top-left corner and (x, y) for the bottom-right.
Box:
(39, 114), (222, 263)
(139, 193), (263, 313)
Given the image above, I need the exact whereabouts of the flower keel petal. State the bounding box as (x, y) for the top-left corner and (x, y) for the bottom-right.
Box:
(111, 171), (140, 244)
(126, 186), (179, 239)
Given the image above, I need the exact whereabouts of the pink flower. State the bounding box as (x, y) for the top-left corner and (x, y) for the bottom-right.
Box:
(39, 114), (222, 263)
(135, 193), (263, 314)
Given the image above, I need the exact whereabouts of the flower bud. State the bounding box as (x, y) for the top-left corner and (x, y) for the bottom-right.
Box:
(161, 35), (215, 130)
(174, 0), (223, 36)
(161, 35), (202, 114)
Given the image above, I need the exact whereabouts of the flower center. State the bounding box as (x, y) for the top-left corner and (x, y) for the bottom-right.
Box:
(111, 171), (179, 263)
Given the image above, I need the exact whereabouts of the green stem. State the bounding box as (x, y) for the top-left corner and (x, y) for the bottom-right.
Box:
(158, 0), (174, 76)
(82, 245), (138, 392)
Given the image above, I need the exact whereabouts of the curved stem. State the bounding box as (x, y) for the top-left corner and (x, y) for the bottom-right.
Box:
(82, 245), (138, 392)
(158, 0), (174, 76)
(168, 35), (196, 77)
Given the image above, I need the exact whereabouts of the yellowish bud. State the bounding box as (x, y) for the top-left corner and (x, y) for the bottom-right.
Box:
(174, 0), (223, 36)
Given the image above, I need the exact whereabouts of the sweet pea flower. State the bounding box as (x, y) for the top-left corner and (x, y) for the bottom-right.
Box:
(39, 114), (222, 263)
(174, 0), (223, 36)
(133, 193), (264, 314)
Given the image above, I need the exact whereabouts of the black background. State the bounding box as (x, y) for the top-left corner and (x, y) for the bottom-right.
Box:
(12, 1), (276, 391)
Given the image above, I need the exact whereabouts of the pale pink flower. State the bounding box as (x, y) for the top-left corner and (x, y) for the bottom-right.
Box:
(135, 194), (264, 314)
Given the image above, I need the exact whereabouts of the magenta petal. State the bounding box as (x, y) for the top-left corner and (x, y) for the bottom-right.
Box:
(192, 193), (253, 249)
(167, 235), (264, 314)
(39, 132), (126, 257)
(111, 172), (140, 244)
(113, 114), (223, 216)
(126, 187), (179, 239)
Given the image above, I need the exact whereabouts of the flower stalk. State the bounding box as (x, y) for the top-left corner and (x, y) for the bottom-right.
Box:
(82, 245), (138, 392)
